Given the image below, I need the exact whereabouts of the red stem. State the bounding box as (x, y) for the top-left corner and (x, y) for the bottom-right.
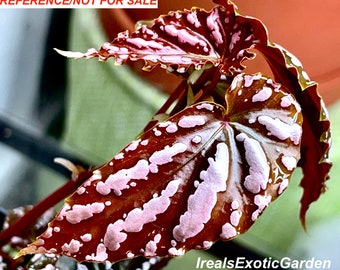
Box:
(143, 79), (187, 132)
(0, 170), (93, 247)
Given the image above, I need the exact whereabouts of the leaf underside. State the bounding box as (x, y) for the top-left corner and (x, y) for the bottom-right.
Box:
(256, 42), (332, 226)
(19, 73), (303, 262)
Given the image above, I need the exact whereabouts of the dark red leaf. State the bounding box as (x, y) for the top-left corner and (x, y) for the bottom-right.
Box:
(255, 42), (332, 227)
(19, 74), (303, 262)
(20, 0), (332, 264)
(57, 1), (267, 76)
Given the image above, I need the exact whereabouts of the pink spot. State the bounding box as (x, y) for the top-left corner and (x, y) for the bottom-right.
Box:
(244, 73), (262, 87)
(168, 247), (185, 256)
(230, 75), (241, 91)
(164, 24), (178, 37)
(254, 194), (272, 212)
(164, 24), (207, 48)
(114, 153), (124, 160)
(64, 202), (105, 224)
(127, 37), (164, 50)
(252, 86), (272, 102)
(206, 8), (223, 45)
(187, 12), (201, 28)
(149, 143), (187, 169)
(203, 241), (213, 249)
(80, 233), (92, 242)
(220, 223), (237, 240)
(125, 139), (141, 152)
(83, 171), (102, 187)
(231, 200), (239, 210)
(62, 239), (83, 255)
(178, 115), (206, 128)
(97, 159), (149, 196)
(96, 182), (111, 196)
(281, 156), (297, 171)
(251, 210), (260, 221)
(127, 252), (134, 258)
(166, 123), (178, 133)
(196, 103), (214, 111)
(104, 220), (127, 251)
(192, 135), (202, 144)
(173, 143), (229, 242)
(280, 95), (295, 107)
(230, 210), (242, 227)
(229, 30), (241, 52)
(144, 234), (162, 257)
(124, 180), (180, 232)
(56, 203), (71, 221)
(149, 163), (158, 173)
(77, 187), (86, 195)
(236, 133), (269, 194)
(153, 128), (162, 136)
(85, 243), (108, 261)
(141, 139), (149, 146)
(103, 180), (180, 250)
(251, 194), (272, 221)
(257, 116), (302, 145)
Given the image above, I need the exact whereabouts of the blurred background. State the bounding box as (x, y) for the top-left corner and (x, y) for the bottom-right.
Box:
(0, 1), (339, 269)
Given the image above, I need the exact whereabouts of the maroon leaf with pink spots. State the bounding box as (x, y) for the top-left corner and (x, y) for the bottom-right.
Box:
(56, 0), (332, 227)
(57, 1), (266, 75)
(15, 0), (332, 267)
(255, 43), (332, 227)
(19, 74), (303, 262)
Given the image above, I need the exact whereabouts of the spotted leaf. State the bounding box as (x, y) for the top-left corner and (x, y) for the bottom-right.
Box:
(56, 1), (266, 75)
(56, 0), (332, 226)
(255, 42), (332, 226)
(19, 73), (302, 262)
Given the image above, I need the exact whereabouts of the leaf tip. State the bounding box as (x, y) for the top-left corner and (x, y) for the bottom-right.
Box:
(54, 48), (99, 59)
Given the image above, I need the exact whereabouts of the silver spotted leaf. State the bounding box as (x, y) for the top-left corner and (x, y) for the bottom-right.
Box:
(57, 1), (267, 75)
(19, 73), (302, 262)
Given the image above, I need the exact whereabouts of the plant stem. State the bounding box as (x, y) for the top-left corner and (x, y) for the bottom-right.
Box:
(143, 79), (187, 132)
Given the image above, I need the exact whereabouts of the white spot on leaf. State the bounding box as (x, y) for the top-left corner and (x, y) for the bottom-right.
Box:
(103, 180), (180, 251)
(220, 222), (237, 240)
(257, 116), (302, 145)
(64, 202), (105, 224)
(178, 115), (206, 128)
(85, 243), (108, 261)
(252, 86), (272, 102)
(62, 239), (83, 255)
(173, 143), (229, 242)
(236, 133), (269, 194)
(281, 156), (297, 171)
(230, 210), (242, 227)
(96, 159), (149, 196)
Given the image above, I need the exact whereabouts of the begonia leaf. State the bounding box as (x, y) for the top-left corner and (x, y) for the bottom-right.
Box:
(56, 1), (267, 76)
(255, 42), (332, 227)
(18, 0), (332, 266)
(19, 73), (303, 262)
